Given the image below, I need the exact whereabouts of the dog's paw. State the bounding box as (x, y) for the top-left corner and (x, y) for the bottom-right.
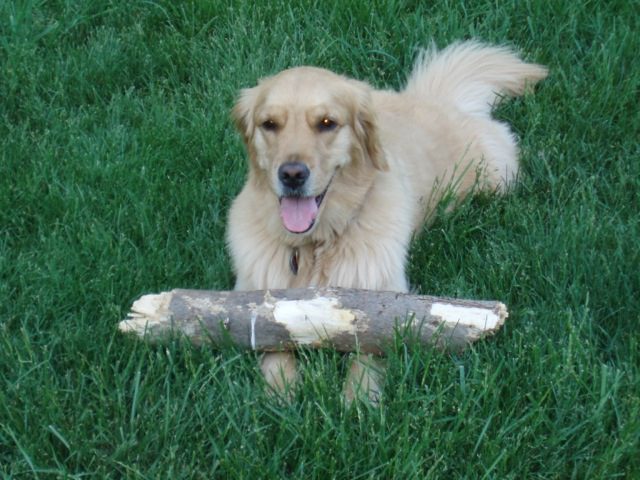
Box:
(260, 352), (299, 402)
(342, 354), (385, 407)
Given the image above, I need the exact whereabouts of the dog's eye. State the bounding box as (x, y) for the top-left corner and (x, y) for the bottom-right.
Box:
(317, 117), (338, 132)
(261, 119), (279, 131)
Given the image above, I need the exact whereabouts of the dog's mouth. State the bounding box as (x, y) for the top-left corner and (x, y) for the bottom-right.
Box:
(279, 182), (331, 234)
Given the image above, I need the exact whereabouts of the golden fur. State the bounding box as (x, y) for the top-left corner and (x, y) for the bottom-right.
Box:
(227, 41), (547, 402)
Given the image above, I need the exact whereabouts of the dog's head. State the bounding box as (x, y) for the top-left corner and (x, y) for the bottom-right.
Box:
(232, 67), (387, 235)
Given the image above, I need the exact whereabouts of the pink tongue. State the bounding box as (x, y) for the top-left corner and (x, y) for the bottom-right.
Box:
(279, 197), (318, 233)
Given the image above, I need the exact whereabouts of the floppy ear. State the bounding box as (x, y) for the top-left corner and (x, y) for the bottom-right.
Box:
(231, 86), (258, 144)
(350, 82), (388, 171)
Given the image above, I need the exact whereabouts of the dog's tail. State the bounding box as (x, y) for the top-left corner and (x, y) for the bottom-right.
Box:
(403, 41), (547, 117)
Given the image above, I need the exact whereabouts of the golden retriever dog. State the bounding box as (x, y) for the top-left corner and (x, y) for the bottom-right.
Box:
(227, 41), (547, 403)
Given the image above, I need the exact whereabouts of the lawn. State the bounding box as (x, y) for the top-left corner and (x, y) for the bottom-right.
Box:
(1, 1), (638, 478)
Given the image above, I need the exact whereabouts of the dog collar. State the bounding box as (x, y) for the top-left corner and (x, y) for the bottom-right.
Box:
(289, 247), (299, 275)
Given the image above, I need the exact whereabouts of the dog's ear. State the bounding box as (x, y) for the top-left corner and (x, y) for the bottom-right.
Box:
(231, 87), (258, 143)
(350, 82), (388, 171)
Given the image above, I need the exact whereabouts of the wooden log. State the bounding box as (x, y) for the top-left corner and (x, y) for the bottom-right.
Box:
(118, 288), (507, 353)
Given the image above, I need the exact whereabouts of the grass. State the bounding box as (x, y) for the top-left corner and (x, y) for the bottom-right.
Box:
(1, 0), (638, 477)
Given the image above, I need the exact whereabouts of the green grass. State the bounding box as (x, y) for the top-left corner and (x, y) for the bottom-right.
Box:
(1, 0), (639, 477)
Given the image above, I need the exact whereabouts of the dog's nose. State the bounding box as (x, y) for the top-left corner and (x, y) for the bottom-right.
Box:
(278, 161), (310, 189)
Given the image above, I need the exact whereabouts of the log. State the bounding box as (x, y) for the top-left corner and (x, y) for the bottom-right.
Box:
(118, 288), (507, 354)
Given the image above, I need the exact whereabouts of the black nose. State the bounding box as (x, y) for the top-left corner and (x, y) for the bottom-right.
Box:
(278, 162), (310, 190)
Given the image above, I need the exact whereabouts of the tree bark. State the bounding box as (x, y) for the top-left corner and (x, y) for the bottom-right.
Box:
(118, 288), (507, 354)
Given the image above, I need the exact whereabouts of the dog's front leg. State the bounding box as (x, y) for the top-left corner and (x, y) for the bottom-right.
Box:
(234, 273), (300, 400)
(317, 238), (410, 406)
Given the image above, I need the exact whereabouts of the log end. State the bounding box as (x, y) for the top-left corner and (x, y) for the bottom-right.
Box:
(426, 300), (508, 348)
(119, 291), (172, 337)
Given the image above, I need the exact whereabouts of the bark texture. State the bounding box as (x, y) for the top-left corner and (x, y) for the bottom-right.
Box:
(119, 288), (507, 353)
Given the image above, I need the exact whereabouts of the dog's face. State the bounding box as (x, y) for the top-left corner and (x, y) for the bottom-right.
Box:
(233, 67), (387, 235)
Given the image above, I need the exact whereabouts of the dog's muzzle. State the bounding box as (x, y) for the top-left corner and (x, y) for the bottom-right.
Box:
(277, 163), (333, 234)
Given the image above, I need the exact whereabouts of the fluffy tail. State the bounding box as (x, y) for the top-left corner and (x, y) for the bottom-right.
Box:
(403, 41), (548, 117)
